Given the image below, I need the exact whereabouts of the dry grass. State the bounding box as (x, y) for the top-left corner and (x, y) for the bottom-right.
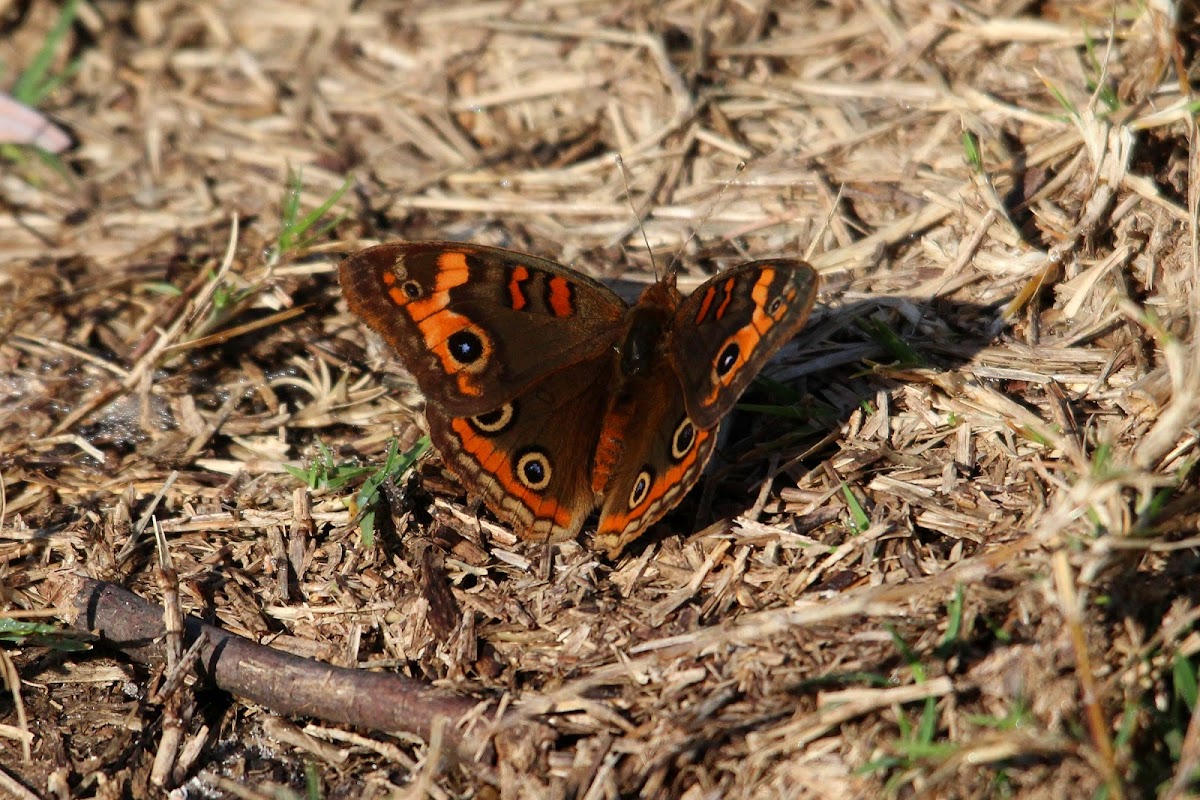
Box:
(3, 0), (1200, 797)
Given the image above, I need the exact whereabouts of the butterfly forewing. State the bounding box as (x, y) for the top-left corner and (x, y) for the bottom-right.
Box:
(669, 259), (818, 429)
(339, 241), (628, 418)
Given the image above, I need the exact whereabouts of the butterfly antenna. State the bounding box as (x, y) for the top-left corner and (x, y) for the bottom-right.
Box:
(616, 154), (659, 280)
(807, 181), (843, 263)
(664, 160), (746, 281)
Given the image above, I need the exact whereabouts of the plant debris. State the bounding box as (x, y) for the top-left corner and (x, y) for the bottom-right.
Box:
(2, 1), (1198, 797)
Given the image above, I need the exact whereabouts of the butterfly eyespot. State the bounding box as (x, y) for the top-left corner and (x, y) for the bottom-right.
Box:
(628, 468), (655, 509)
(448, 330), (485, 365)
(768, 296), (784, 315)
(715, 342), (740, 377)
(515, 449), (552, 491)
(401, 280), (422, 299)
(671, 418), (695, 460)
(470, 402), (515, 434)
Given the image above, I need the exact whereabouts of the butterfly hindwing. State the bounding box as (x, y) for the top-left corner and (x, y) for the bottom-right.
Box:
(424, 355), (615, 542)
(591, 373), (717, 557)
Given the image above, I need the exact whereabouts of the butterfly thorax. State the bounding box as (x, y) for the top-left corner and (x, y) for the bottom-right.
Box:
(619, 279), (680, 378)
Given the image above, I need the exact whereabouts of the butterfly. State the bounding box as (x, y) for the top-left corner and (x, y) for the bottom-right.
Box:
(339, 241), (818, 557)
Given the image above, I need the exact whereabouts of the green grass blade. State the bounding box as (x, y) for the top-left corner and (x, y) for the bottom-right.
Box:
(12, 0), (80, 105)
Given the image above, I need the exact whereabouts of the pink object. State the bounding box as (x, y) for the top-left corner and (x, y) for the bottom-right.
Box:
(0, 91), (71, 152)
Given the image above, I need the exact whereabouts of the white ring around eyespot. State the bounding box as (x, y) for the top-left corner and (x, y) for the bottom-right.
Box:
(470, 402), (514, 433)
(515, 450), (552, 490)
(671, 418), (696, 460)
(628, 469), (654, 509)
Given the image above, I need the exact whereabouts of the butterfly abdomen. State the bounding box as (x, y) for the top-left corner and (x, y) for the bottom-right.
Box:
(591, 396), (635, 495)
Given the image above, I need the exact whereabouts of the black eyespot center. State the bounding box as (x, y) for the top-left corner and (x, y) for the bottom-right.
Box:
(716, 342), (740, 377)
(448, 330), (484, 364)
(402, 280), (422, 299)
(768, 296), (783, 315)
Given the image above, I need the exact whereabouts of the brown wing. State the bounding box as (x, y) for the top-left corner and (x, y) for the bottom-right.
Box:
(339, 241), (627, 417)
(669, 259), (818, 429)
(591, 372), (717, 558)
(424, 355), (616, 543)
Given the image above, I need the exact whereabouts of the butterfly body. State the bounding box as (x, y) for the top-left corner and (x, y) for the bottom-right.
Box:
(339, 241), (817, 557)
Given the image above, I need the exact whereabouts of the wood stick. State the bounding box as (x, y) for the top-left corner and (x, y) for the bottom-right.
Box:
(59, 576), (499, 774)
